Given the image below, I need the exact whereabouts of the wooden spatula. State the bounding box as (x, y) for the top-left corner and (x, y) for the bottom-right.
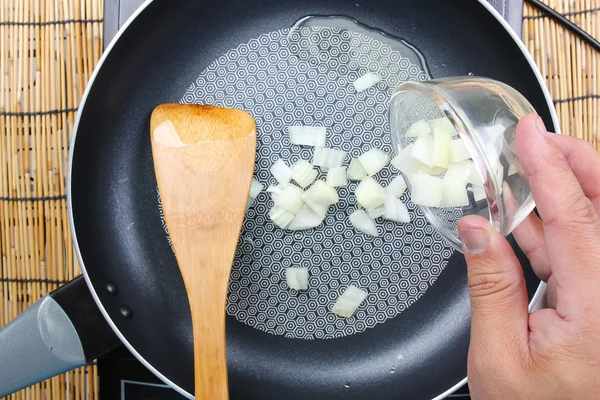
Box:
(150, 104), (256, 400)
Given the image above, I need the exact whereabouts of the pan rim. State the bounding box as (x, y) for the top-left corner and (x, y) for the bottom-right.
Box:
(67, 1), (558, 399)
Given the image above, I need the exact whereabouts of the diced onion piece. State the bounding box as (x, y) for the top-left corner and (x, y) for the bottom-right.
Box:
(246, 197), (255, 210)
(386, 175), (407, 198)
(410, 173), (443, 207)
(332, 285), (368, 318)
(392, 144), (420, 177)
(287, 206), (325, 230)
(288, 126), (327, 147)
(367, 206), (386, 219)
(395, 144), (446, 178)
(432, 127), (452, 169)
(445, 161), (474, 184)
(450, 138), (471, 163)
(428, 118), (457, 137)
(358, 148), (390, 176)
(269, 206), (295, 229)
(313, 147), (346, 170)
(303, 197), (329, 219)
(286, 268), (309, 291)
(302, 180), (339, 206)
(472, 185), (487, 202)
(440, 178), (470, 208)
(249, 178), (264, 199)
(291, 160), (318, 188)
(353, 72), (381, 93)
(355, 177), (386, 209)
(347, 158), (368, 180)
(276, 185), (305, 214)
(484, 124), (505, 143)
(270, 158), (291, 186)
(467, 165), (484, 187)
(405, 119), (432, 138)
(326, 166), (348, 187)
(383, 195), (410, 223)
(410, 135), (434, 168)
(349, 209), (379, 237)
(266, 185), (283, 202)
(425, 166), (448, 176)
(390, 145), (411, 170)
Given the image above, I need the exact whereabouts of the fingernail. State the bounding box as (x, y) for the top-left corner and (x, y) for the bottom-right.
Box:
(460, 228), (489, 255)
(535, 117), (550, 137)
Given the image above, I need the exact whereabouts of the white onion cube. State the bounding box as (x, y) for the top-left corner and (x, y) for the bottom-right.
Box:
(355, 177), (386, 209)
(410, 135), (434, 168)
(353, 72), (381, 93)
(302, 180), (339, 206)
(472, 185), (487, 202)
(432, 127), (452, 169)
(291, 160), (318, 188)
(349, 209), (379, 237)
(286, 268), (309, 291)
(269, 206), (295, 229)
(467, 165), (484, 187)
(445, 161), (474, 184)
(270, 159), (291, 186)
(440, 179), (470, 208)
(450, 138), (471, 163)
(383, 195), (411, 223)
(288, 126), (327, 147)
(313, 147), (346, 170)
(276, 185), (305, 214)
(405, 120), (431, 138)
(249, 178), (264, 199)
(326, 166), (348, 187)
(332, 285), (368, 318)
(303, 197), (329, 219)
(410, 173), (443, 207)
(287, 206), (325, 231)
(367, 206), (386, 219)
(428, 118), (457, 137)
(358, 148), (390, 176)
(347, 158), (368, 180)
(484, 124), (505, 143)
(386, 175), (407, 198)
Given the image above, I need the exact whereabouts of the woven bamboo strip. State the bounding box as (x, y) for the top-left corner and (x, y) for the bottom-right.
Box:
(0, 0), (103, 399)
(524, 0), (599, 149)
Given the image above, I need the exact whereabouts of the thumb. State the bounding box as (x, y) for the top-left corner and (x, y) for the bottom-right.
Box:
(458, 215), (530, 359)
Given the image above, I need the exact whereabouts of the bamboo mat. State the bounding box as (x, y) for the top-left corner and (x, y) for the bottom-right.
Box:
(0, 0), (598, 399)
(524, 0), (600, 147)
(0, 0), (103, 399)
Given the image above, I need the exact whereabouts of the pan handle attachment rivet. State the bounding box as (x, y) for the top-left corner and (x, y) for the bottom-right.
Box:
(106, 281), (118, 295)
(120, 305), (133, 318)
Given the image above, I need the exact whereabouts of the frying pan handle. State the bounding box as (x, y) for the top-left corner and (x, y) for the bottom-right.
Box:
(0, 276), (120, 397)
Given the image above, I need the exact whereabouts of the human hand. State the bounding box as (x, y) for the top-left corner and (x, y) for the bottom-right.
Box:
(458, 114), (600, 399)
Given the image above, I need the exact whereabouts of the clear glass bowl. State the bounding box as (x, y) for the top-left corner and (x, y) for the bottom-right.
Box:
(389, 77), (536, 251)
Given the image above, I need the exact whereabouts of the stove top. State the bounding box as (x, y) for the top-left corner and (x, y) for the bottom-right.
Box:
(98, 1), (524, 399)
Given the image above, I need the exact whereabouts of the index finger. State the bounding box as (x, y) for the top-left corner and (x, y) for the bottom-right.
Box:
(515, 115), (600, 283)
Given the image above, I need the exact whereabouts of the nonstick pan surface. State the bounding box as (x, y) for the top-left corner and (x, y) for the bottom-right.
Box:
(69, 0), (556, 398)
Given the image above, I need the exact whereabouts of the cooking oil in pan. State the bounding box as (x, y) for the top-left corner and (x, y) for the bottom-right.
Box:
(181, 18), (454, 340)
(287, 15), (432, 91)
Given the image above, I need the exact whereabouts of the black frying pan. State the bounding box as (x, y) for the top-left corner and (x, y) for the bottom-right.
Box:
(0, 0), (557, 399)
